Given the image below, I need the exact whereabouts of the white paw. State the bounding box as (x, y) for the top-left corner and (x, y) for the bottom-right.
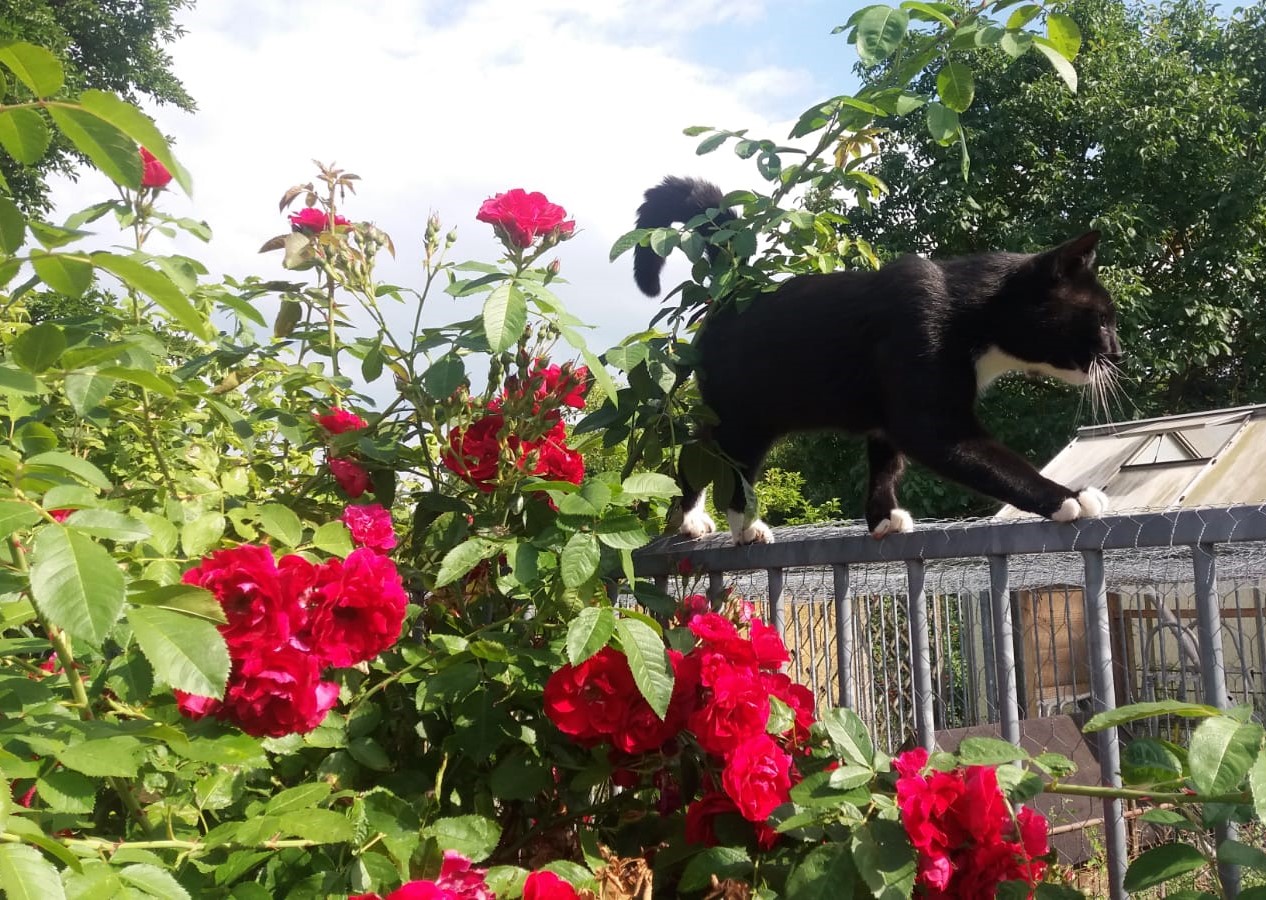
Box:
(726, 510), (774, 545)
(871, 508), (915, 539)
(1051, 488), (1109, 523)
(680, 507), (716, 539)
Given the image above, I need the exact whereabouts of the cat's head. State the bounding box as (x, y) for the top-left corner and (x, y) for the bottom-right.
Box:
(993, 230), (1122, 386)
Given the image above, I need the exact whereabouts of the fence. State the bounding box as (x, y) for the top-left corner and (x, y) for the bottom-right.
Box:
(632, 504), (1266, 900)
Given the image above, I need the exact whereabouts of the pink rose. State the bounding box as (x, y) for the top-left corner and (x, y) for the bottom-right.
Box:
(139, 147), (172, 189)
(476, 188), (575, 249)
(329, 457), (371, 498)
(341, 504), (396, 553)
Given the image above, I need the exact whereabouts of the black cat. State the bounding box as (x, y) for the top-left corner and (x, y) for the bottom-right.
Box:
(634, 176), (1122, 544)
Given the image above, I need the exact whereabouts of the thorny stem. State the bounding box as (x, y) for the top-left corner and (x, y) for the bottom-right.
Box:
(1044, 783), (1251, 806)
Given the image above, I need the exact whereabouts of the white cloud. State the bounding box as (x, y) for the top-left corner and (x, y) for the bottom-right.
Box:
(47, 0), (824, 374)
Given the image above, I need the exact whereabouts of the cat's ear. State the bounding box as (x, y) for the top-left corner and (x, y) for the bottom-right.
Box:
(1054, 230), (1101, 275)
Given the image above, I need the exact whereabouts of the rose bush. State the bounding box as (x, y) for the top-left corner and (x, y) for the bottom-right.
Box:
(1, 10), (1262, 900)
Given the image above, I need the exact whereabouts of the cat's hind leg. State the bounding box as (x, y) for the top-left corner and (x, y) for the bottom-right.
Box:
(677, 485), (717, 539)
(866, 436), (914, 538)
(716, 427), (775, 545)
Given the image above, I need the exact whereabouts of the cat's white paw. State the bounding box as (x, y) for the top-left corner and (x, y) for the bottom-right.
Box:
(679, 507), (716, 539)
(1051, 488), (1110, 523)
(726, 510), (774, 545)
(871, 508), (915, 539)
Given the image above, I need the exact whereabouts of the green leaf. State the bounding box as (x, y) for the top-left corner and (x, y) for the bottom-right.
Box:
(1083, 700), (1223, 732)
(1250, 751), (1266, 822)
(609, 228), (645, 261)
(36, 769), (97, 813)
(129, 584), (224, 623)
(277, 809), (354, 844)
(29, 525), (125, 644)
(425, 815), (502, 862)
(579, 347), (617, 404)
(1123, 843), (1207, 892)
(1121, 737), (1184, 785)
(0, 500), (40, 539)
(855, 5), (909, 65)
(30, 251), (93, 298)
(821, 707), (875, 767)
(0, 843), (66, 900)
(1046, 13), (1082, 60)
(1006, 4), (1042, 29)
(91, 252), (212, 339)
(77, 90), (191, 194)
(620, 471), (680, 501)
(900, 1), (953, 26)
(118, 865), (192, 900)
(937, 61), (975, 113)
(595, 514), (650, 550)
(482, 283), (527, 353)
(696, 132), (728, 155)
(0, 108), (51, 163)
(566, 606), (616, 665)
(615, 617), (673, 719)
(999, 31), (1034, 59)
(1189, 716), (1262, 795)
(11, 322), (65, 373)
(64, 509), (149, 542)
(181, 511), (225, 557)
(64, 370), (115, 416)
(127, 606), (230, 697)
(786, 844), (857, 899)
(266, 782), (332, 815)
(679, 848), (751, 891)
(435, 537), (499, 588)
(852, 818), (917, 899)
(1217, 840), (1266, 871)
(1033, 38), (1078, 93)
(957, 736), (1028, 765)
(421, 353), (467, 399)
(0, 41), (64, 96)
(0, 195), (25, 254)
(46, 104), (141, 187)
(57, 736), (141, 777)
(561, 532), (601, 588)
(257, 503), (303, 547)
(312, 519), (353, 556)
(926, 102), (960, 143)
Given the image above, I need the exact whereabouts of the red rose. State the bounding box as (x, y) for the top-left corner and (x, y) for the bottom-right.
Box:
(750, 618), (789, 670)
(316, 407), (368, 434)
(721, 732), (793, 822)
(442, 415), (510, 490)
(341, 504), (396, 553)
(523, 870), (580, 900)
(219, 645), (339, 737)
(674, 594), (709, 627)
(685, 791), (779, 851)
(435, 852), (493, 900)
(688, 663), (769, 757)
(174, 690), (222, 720)
(386, 886), (457, 900)
(182, 544), (307, 654)
(306, 549), (407, 667)
(329, 457), (371, 498)
(543, 646), (635, 745)
(289, 206), (352, 234)
(763, 671), (816, 744)
(532, 422), (585, 485)
(48, 508), (73, 523)
(477, 188), (575, 249)
(689, 612), (740, 644)
(139, 147), (173, 189)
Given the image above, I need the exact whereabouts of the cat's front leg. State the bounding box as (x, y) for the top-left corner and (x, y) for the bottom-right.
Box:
(866, 436), (914, 538)
(896, 424), (1109, 523)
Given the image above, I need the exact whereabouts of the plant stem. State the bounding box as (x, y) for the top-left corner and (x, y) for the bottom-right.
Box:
(0, 831), (321, 853)
(1044, 783), (1250, 805)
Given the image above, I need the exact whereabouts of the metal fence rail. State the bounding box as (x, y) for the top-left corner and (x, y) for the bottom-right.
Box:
(632, 504), (1266, 900)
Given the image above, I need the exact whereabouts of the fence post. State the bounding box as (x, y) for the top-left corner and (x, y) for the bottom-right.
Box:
(907, 560), (935, 751)
(988, 555), (1021, 749)
(833, 564), (855, 709)
(1082, 549), (1127, 900)
(767, 568), (785, 672)
(1193, 543), (1240, 898)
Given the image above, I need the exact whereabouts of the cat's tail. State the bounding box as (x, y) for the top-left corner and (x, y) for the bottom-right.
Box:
(633, 176), (732, 297)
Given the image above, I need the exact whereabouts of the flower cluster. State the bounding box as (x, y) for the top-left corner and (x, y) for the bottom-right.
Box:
(290, 206), (352, 234)
(351, 853), (579, 900)
(316, 407), (374, 499)
(477, 188), (575, 250)
(442, 360), (588, 493)
(894, 748), (1050, 898)
(544, 610), (814, 847)
(175, 543), (407, 737)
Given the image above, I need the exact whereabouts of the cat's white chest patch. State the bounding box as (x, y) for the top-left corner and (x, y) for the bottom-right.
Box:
(975, 346), (1090, 391)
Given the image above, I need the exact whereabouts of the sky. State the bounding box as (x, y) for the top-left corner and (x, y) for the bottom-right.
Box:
(47, 0), (868, 400)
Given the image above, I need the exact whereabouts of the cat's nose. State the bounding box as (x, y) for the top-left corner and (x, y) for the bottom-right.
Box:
(1101, 329), (1122, 363)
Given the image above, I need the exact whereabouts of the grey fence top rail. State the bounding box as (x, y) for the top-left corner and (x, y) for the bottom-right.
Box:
(633, 504), (1266, 575)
